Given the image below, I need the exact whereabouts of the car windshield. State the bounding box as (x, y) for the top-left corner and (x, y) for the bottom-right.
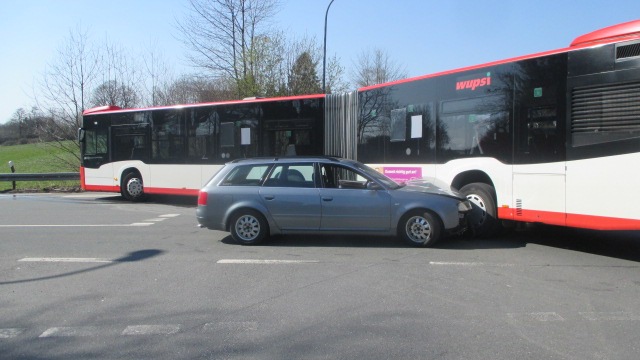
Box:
(351, 161), (403, 189)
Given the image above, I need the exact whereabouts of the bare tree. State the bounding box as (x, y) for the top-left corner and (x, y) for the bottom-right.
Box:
(142, 40), (175, 106)
(90, 80), (141, 108)
(36, 26), (101, 169)
(90, 42), (143, 108)
(176, 0), (281, 98)
(351, 48), (407, 88)
(156, 75), (236, 105)
(325, 54), (348, 94)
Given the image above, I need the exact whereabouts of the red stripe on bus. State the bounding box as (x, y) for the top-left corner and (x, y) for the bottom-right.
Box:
(497, 207), (640, 230)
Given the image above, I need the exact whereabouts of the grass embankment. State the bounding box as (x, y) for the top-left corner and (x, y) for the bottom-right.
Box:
(0, 142), (81, 193)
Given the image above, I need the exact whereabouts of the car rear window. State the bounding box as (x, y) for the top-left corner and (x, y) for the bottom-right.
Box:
(220, 164), (270, 186)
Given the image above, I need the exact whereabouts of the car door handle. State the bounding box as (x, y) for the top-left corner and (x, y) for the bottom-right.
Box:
(264, 195), (275, 200)
(322, 197), (333, 201)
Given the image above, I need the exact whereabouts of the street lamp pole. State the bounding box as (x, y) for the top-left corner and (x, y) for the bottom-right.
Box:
(322, 0), (336, 93)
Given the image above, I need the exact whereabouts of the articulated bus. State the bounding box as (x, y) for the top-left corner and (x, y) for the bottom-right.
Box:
(80, 20), (640, 235)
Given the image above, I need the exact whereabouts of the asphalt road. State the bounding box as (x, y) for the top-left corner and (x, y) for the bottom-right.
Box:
(1, 192), (639, 360)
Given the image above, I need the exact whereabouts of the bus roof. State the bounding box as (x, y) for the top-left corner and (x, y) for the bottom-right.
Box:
(82, 93), (326, 116)
(359, 19), (640, 92)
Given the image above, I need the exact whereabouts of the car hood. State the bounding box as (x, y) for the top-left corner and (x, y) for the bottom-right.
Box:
(397, 179), (464, 199)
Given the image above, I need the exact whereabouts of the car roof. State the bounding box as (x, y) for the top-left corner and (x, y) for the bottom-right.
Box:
(228, 156), (354, 165)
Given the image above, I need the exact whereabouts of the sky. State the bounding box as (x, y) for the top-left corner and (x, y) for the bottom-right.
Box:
(1, 0), (640, 124)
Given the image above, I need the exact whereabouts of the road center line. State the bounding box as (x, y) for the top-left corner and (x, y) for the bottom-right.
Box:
(217, 259), (319, 264)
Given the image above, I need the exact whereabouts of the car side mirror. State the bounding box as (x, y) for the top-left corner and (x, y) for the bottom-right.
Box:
(366, 181), (382, 190)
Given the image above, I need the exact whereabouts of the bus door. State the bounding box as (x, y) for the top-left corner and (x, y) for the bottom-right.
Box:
(79, 118), (112, 189)
(513, 106), (566, 226)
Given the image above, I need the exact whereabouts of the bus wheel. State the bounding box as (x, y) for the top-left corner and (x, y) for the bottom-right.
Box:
(122, 172), (145, 201)
(229, 210), (268, 245)
(399, 210), (442, 247)
(459, 183), (500, 237)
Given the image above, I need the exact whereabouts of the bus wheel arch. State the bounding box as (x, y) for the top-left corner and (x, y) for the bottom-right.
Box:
(451, 171), (500, 237)
(121, 169), (145, 201)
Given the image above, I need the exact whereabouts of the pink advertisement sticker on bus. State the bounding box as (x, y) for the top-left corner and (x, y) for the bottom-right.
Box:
(382, 167), (422, 183)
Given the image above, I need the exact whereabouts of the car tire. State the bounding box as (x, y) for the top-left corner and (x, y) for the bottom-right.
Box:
(459, 182), (500, 237)
(121, 172), (145, 202)
(229, 210), (268, 245)
(399, 210), (442, 247)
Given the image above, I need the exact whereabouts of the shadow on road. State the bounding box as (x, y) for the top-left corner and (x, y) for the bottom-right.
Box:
(220, 225), (640, 262)
(0, 249), (164, 285)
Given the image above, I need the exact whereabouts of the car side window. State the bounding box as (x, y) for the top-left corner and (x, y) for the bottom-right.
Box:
(220, 164), (270, 186)
(321, 164), (368, 189)
(263, 163), (315, 188)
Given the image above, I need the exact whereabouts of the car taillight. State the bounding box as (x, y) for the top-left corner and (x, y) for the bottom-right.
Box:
(197, 191), (208, 206)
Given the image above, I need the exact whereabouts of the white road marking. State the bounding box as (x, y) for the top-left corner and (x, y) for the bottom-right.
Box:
(507, 312), (565, 322)
(430, 261), (515, 267)
(580, 312), (640, 321)
(0, 328), (26, 338)
(39, 326), (100, 337)
(203, 321), (258, 332)
(217, 259), (319, 264)
(19, 257), (113, 263)
(0, 223), (153, 228)
(122, 325), (181, 336)
(0, 214), (173, 228)
(159, 214), (180, 218)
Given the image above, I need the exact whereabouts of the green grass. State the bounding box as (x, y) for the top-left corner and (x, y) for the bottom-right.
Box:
(0, 141), (81, 192)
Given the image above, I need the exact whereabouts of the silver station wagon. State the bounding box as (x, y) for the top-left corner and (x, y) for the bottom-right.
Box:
(196, 157), (471, 247)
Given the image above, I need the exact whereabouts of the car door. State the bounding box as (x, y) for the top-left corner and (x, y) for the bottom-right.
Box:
(318, 164), (391, 232)
(259, 163), (321, 231)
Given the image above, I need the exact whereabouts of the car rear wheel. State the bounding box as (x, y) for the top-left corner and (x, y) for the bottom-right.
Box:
(229, 210), (268, 245)
(399, 210), (441, 247)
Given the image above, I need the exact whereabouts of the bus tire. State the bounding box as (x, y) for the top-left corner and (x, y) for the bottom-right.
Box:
(121, 172), (145, 202)
(459, 182), (500, 237)
(229, 209), (268, 245)
(398, 210), (442, 247)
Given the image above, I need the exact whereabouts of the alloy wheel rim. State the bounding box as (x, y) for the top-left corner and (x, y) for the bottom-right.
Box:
(236, 215), (260, 241)
(406, 215), (432, 243)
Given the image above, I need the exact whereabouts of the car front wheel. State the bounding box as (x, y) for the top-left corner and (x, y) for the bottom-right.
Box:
(229, 210), (268, 245)
(399, 210), (442, 247)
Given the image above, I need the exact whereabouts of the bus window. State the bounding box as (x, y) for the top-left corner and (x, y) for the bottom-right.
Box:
(438, 96), (510, 163)
(82, 128), (108, 168)
(187, 108), (219, 163)
(517, 107), (561, 161)
(152, 110), (184, 163)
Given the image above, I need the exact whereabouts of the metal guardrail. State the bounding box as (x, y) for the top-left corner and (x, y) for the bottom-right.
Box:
(0, 172), (80, 181)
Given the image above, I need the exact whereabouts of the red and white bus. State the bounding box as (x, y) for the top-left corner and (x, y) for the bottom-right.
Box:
(80, 20), (640, 235)
(79, 94), (327, 199)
